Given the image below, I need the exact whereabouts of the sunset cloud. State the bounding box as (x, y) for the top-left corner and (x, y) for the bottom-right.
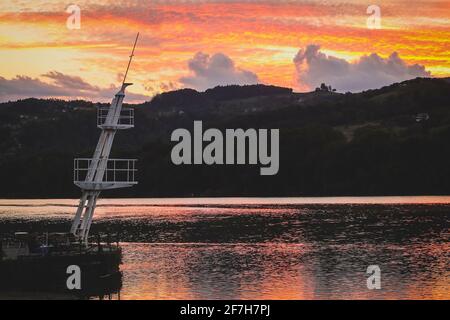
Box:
(0, 73), (150, 102)
(294, 45), (431, 92)
(179, 52), (259, 91)
(0, 1), (448, 99)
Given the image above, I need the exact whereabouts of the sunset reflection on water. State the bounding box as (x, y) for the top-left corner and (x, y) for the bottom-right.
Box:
(0, 197), (449, 300)
(118, 241), (449, 300)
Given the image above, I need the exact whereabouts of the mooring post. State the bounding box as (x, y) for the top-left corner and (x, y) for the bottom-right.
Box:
(107, 232), (111, 250)
(97, 233), (102, 253)
(116, 230), (121, 247)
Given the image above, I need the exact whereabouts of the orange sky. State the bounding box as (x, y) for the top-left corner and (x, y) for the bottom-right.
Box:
(0, 0), (449, 102)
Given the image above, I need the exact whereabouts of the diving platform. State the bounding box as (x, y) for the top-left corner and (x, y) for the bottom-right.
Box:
(73, 158), (138, 190)
(71, 32), (140, 243)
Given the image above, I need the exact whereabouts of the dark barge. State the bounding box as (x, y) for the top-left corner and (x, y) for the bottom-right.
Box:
(0, 232), (122, 297)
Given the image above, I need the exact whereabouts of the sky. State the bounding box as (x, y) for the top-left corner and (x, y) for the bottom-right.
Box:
(0, 0), (449, 102)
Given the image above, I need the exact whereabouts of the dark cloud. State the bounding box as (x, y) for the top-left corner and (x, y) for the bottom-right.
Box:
(0, 75), (73, 100)
(294, 45), (431, 92)
(0, 72), (150, 103)
(179, 52), (259, 91)
(43, 71), (96, 92)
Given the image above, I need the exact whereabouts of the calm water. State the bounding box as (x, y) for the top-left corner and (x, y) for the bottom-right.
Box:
(0, 197), (449, 300)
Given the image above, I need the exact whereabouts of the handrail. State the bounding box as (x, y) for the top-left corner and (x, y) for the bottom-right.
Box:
(74, 158), (137, 184)
(97, 107), (134, 127)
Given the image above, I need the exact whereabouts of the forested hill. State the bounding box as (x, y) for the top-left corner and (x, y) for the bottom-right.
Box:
(1, 78), (450, 198)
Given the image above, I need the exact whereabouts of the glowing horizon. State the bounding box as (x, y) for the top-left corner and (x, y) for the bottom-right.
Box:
(0, 0), (449, 102)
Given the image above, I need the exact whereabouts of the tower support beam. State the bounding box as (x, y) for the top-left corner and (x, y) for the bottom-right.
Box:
(71, 33), (139, 244)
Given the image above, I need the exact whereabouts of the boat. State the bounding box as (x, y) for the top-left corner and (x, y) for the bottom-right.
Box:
(0, 33), (140, 298)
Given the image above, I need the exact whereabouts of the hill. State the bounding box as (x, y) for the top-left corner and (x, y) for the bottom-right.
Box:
(1, 78), (450, 197)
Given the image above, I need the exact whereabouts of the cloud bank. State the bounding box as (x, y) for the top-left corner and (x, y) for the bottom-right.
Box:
(179, 52), (259, 91)
(0, 72), (150, 103)
(294, 45), (431, 92)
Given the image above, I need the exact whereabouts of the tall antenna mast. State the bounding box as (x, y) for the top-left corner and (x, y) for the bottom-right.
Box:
(71, 34), (140, 244)
(122, 32), (140, 85)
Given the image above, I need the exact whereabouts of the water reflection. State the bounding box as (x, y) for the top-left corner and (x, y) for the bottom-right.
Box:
(119, 242), (448, 300)
(0, 198), (449, 300)
(0, 272), (122, 300)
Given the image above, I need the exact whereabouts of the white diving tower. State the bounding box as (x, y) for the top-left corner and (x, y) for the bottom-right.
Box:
(71, 33), (140, 244)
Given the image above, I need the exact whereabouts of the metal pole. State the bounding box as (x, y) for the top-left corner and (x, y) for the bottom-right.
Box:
(122, 32), (139, 85)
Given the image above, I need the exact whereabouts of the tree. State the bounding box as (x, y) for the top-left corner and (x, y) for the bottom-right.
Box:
(316, 83), (336, 92)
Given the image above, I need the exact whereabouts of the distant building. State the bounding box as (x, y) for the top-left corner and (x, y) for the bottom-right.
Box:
(415, 113), (430, 122)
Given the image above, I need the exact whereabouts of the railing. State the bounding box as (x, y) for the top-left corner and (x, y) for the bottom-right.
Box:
(74, 158), (137, 186)
(97, 107), (134, 128)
